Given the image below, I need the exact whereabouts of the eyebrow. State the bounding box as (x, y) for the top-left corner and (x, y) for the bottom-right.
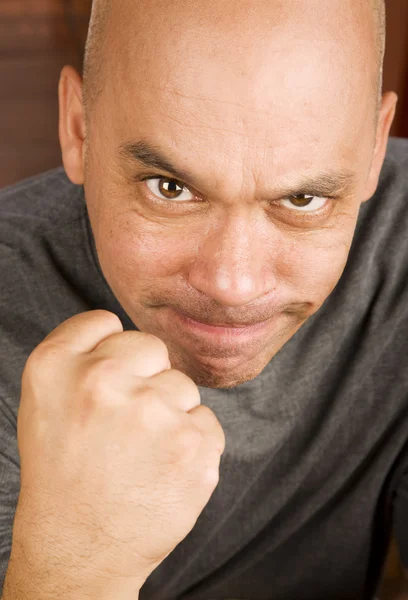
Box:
(119, 139), (358, 198)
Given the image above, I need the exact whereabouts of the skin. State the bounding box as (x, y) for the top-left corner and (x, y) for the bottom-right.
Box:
(58, 0), (397, 390)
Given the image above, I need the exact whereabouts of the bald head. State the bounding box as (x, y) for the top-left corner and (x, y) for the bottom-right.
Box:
(83, 0), (112, 116)
(83, 0), (386, 124)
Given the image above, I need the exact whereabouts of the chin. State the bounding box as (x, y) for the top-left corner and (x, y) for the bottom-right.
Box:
(194, 367), (266, 389)
(170, 351), (271, 390)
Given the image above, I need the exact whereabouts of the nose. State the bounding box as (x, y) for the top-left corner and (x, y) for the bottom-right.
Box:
(187, 211), (278, 307)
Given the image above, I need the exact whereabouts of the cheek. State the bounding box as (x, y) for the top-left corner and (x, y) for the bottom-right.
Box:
(283, 229), (354, 306)
(95, 212), (190, 290)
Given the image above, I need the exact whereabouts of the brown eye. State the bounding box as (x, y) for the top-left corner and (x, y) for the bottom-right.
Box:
(158, 178), (183, 199)
(145, 177), (194, 202)
(280, 194), (328, 212)
(290, 194), (314, 207)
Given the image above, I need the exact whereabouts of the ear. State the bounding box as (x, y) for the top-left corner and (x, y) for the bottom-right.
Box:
(362, 91), (398, 202)
(58, 65), (86, 185)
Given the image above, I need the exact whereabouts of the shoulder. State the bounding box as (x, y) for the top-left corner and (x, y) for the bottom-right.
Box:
(383, 136), (408, 173)
(369, 136), (408, 220)
(0, 167), (90, 348)
(352, 137), (408, 265)
(0, 167), (87, 250)
(361, 136), (408, 220)
(0, 170), (92, 406)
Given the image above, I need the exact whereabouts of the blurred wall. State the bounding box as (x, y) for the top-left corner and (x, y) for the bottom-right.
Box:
(0, 1), (84, 188)
(383, 0), (408, 138)
(0, 0), (407, 189)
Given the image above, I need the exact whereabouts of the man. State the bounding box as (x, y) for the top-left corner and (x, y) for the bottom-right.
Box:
(0, 0), (407, 598)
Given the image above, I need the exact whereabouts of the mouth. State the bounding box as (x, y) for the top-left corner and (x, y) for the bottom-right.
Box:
(169, 307), (276, 344)
(176, 310), (272, 329)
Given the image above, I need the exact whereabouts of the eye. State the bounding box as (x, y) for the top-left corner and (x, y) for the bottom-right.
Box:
(279, 194), (328, 212)
(144, 177), (195, 202)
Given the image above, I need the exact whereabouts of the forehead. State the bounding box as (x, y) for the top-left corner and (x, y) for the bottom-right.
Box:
(103, 0), (377, 180)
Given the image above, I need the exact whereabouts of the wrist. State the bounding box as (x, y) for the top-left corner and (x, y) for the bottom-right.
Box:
(2, 544), (144, 600)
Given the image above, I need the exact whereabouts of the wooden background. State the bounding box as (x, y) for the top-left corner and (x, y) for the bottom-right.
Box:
(0, 1), (407, 597)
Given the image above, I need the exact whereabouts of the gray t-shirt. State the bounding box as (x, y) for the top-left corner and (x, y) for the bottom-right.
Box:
(0, 137), (407, 600)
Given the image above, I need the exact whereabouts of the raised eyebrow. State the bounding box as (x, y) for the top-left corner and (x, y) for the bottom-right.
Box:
(119, 140), (357, 198)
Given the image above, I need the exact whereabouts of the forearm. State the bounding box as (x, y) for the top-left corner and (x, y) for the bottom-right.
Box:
(1, 506), (145, 600)
(1, 541), (141, 600)
(2, 570), (140, 600)
(2, 564), (141, 600)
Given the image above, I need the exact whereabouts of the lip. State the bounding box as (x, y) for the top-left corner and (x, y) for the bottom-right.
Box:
(170, 308), (274, 343)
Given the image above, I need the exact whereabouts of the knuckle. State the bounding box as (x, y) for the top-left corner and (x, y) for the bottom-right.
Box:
(142, 333), (169, 360)
(197, 406), (225, 453)
(111, 331), (169, 366)
(81, 358), (119, 397)
(203, 465), (220, 487)
(197, 404), (215, 418)
(133, 385), (165, 426)
(172, 426), (203, 461)
(170, 370), (201, 400)
(23, 340), (62, 382)
(22, 351), (40, 380)
(135, 382), (160, 410)
(136, 381), (160, 400)
(96, 310), (123, 329)
(27, 340), (56, 366)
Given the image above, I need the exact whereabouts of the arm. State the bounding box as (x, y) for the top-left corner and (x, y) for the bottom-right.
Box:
(0, 511), (143, 600)
(1, 540), (141, 600)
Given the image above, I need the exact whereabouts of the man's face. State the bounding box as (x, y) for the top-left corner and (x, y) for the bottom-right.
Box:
(79, 0), (384, 388)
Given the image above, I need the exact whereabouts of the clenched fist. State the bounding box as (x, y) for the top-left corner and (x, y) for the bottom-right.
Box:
(4, 310), (226, 600)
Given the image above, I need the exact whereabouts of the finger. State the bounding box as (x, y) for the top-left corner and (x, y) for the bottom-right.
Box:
(188, 404), (226, 455)
(93, 330), (171, 378)
(42, 310), (123, 354)
(146, 368), (201, 412)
